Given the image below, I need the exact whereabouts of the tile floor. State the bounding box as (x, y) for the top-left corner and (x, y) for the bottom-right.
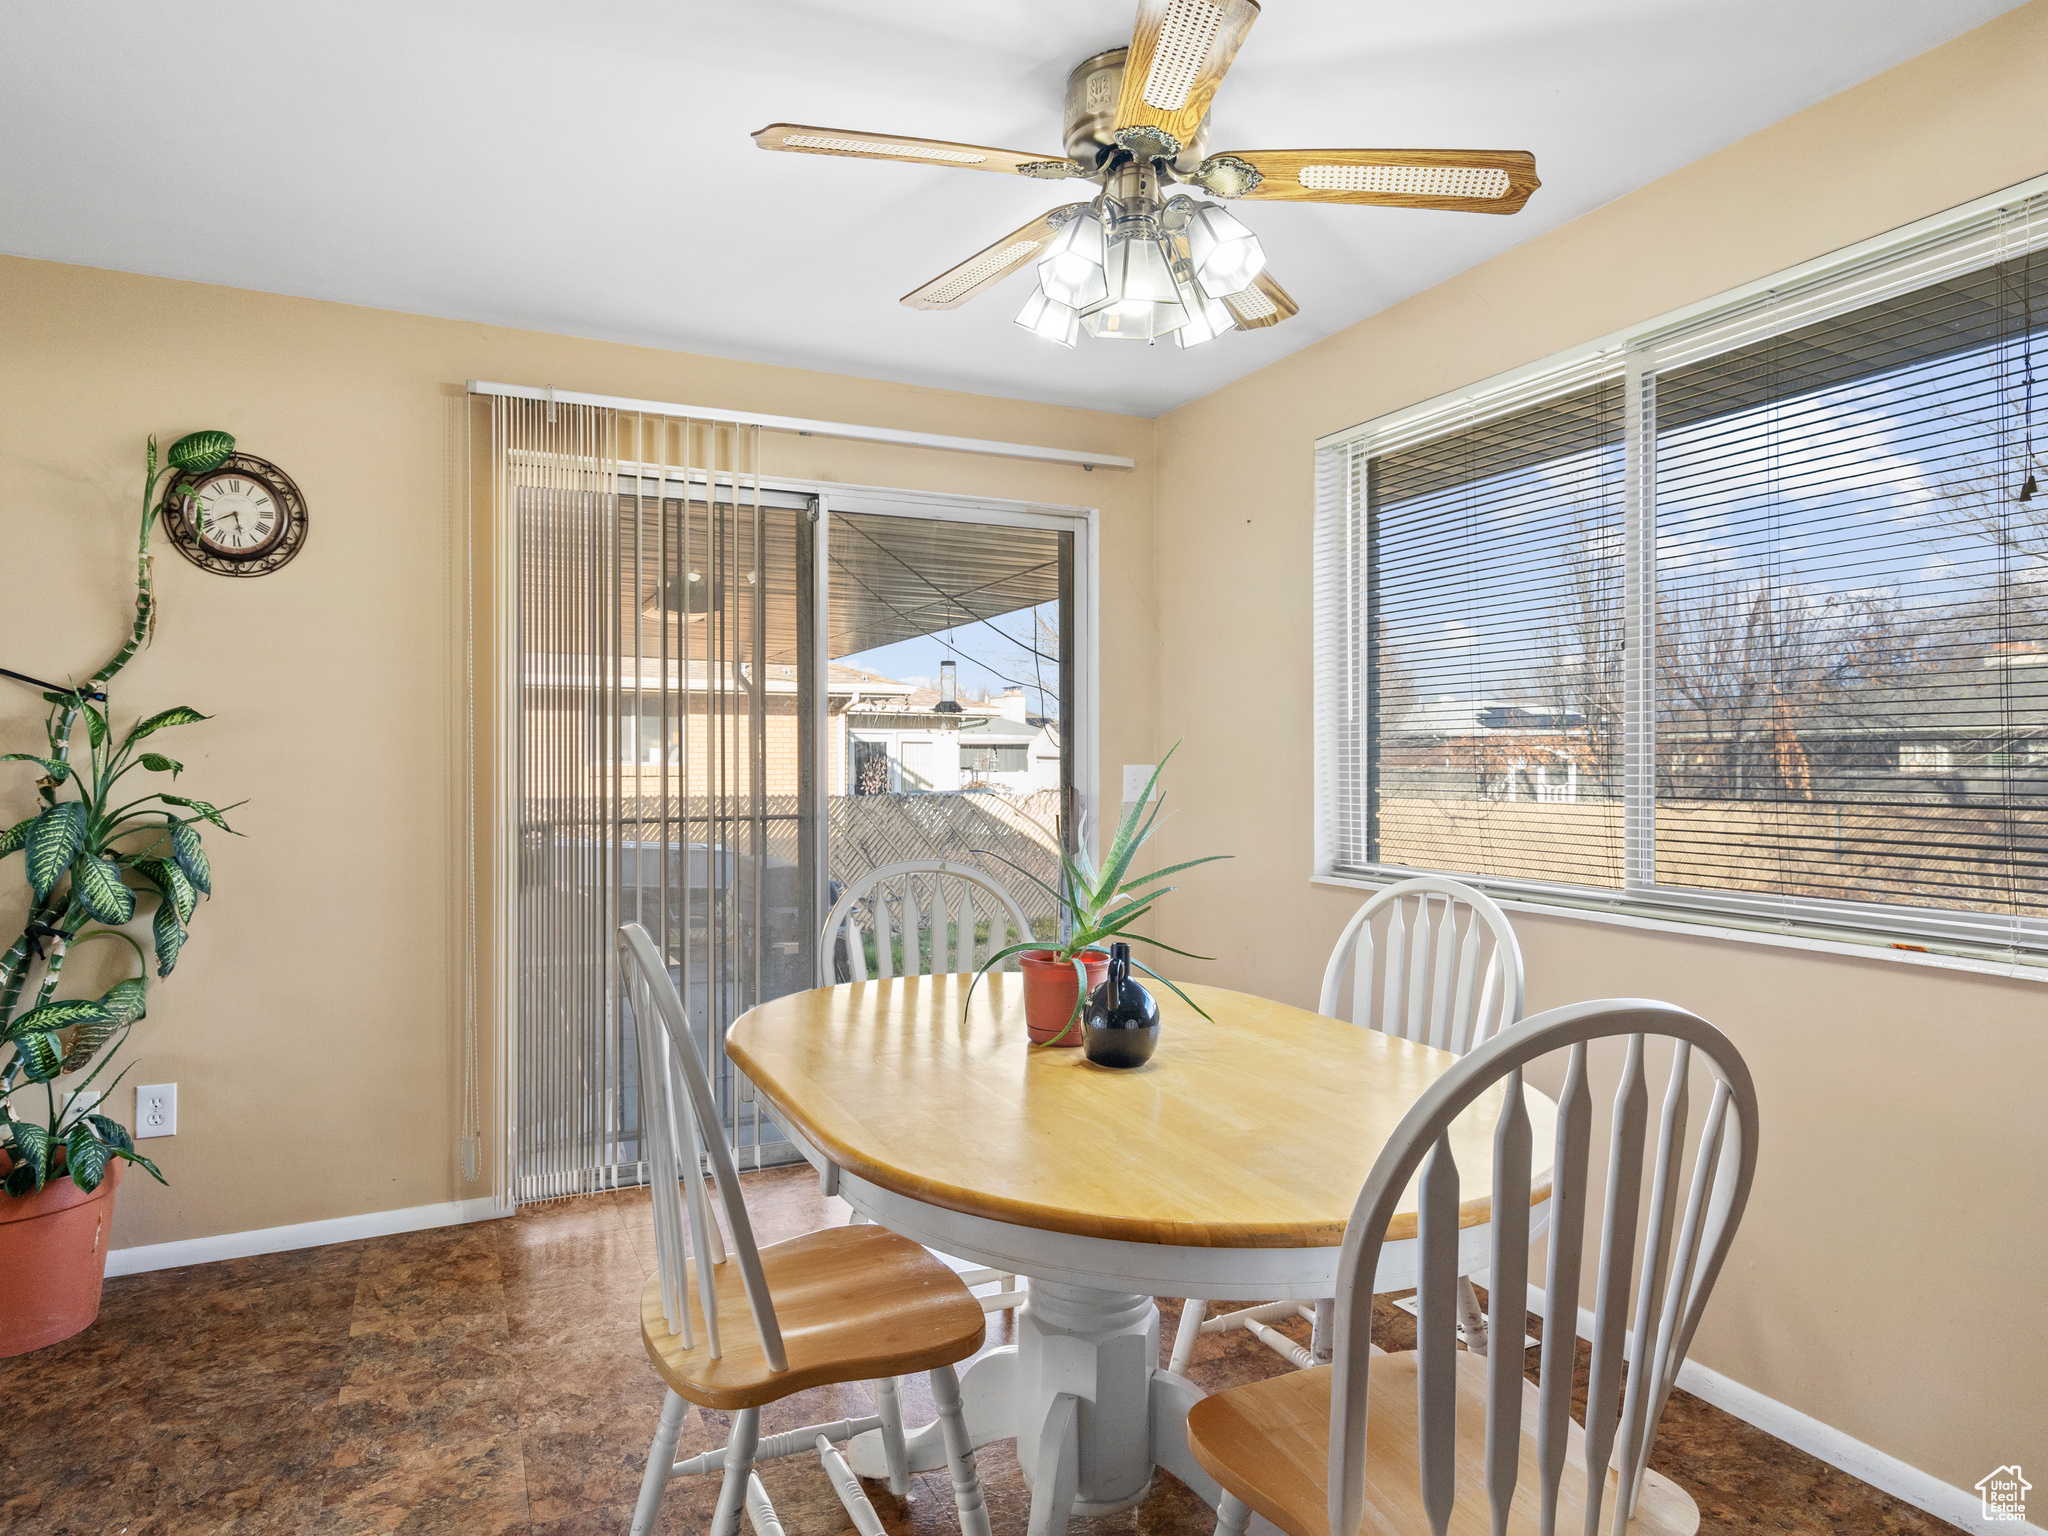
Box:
(0, 1165), (1957, 1535)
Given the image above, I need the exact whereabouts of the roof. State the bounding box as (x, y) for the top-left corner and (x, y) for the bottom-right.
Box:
(957, 715), (1055, 743)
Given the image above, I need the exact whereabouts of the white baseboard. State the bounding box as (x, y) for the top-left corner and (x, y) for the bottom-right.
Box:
(104, 1195), (512, 1278)
(1522, 1282), (2041, 1536)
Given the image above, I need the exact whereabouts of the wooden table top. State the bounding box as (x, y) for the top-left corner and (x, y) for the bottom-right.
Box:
(727, 974), (1555, 1251)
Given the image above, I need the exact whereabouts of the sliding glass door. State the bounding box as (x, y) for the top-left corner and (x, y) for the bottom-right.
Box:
(495, 399), (1092, 1200)
(818, 504), (1081, 974)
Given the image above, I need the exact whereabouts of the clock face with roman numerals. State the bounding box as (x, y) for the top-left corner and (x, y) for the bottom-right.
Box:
(195, 474), (280, 554)
(162, 452), (309, 577)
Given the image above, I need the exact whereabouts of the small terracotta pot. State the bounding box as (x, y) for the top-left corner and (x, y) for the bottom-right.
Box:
(0, 1156), (122, 1357)
(1019, 949), (1110, 1046)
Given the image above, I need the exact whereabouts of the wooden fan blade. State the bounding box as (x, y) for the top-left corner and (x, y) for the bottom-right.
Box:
(1191, 148), (1540, 211)
(1111, 0), (1260, 162)
(752, 123), (1086, 180)
(1219, 269), (1297, 330)
(901, 206), (1090, 311)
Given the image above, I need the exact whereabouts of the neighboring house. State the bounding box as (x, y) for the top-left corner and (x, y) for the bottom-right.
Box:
(1386, 697), (1594, 803)
(553, 659), (1060, 799)
(841, 678), (1059, 796)
(956, 690), (1061, 795)
(1771, 660), (2048, 802)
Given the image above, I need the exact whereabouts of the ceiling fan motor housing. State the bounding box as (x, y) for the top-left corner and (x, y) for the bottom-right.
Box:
(1063, 48), (1209, 176)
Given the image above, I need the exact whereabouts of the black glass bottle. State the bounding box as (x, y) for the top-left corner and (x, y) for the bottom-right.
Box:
(1083, 941), (1160, 1068)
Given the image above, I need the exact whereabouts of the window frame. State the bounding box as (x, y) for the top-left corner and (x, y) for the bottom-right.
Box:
(1314, 174), (2048, 968)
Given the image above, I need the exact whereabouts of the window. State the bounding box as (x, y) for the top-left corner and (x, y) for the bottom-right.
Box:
(851, 738), (891, 795)
(963, 743), (1029, 773)
(898, 738), (934, 790)
(591, 709), (678, 766)
(1898, 742), (1955, 774)
(1318, 189), (2048, 960)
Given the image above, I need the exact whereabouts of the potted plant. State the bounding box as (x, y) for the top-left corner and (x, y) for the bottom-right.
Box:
(0, 431), (241, 1356)
(969, 747), (1227, 1045)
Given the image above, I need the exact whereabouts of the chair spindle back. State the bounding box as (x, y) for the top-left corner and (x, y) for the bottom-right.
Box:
(1327, 999), (1758, 1536)
(620, 921), (786, 1371)
(819, 859), (1033, 985)
(1318, 876), (1525, 1054)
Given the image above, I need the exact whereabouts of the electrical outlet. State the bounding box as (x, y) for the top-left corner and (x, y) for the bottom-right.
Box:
(136, 1083), (177, 1139)
(1122, 764), (1157, 804)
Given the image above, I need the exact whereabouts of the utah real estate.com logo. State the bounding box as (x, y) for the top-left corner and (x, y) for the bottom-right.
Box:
(1977, 1465), (2030, 1523)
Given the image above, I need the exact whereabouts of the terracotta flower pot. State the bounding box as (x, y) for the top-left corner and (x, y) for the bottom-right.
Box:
(0, 1157), (122, 1357)
(1019, 949), (1110, 1046)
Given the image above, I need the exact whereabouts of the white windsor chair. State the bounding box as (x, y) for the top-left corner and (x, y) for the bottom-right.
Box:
(1188, 998), (1760, 1536)
(619, 923), (993, 1536)
(813, 859), (1037, 1314)
(817, 858), (1035, 986)
(1169, 876), (1527, 1376)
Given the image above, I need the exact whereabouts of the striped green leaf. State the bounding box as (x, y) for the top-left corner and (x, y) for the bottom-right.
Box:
(73, 853), (135, 925)
(25, 802), (88, 899)
(10, 1122), (51, 1190)
(138, 753), (183, 776)
(151, 901), (187, 978)
(157, 794), (239, 833)
(1, 753), (70, 783)
(63, 1123), (108, 1192)
(172, 822), (211, 894)
(87, 1114), (135, 1156)
(14, 1030), (64, 1083)
(99, 976), (148, 1025)
(11, 998), (114, 1041)
(136, 857), (196, 922)
(128, 706), (209, 744)
(0, 817), (32, 858)
(167, 429), (235, 475)
(84, 707), (108, 750)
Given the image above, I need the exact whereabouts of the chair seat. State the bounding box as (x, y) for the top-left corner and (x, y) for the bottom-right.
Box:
(1186, 1352), (1699, 1536)
(641, 1222), (987, 1410)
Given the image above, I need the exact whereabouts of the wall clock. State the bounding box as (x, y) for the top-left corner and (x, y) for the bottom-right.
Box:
(160, 452), (309, 577)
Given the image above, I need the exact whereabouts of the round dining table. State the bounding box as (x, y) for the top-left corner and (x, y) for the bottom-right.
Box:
(727, 971), (1555, 1536)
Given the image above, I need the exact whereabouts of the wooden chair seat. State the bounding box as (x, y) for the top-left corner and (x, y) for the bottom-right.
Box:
(1186, 1352), (1700, 1536)
(641, 1222), (987, 1410)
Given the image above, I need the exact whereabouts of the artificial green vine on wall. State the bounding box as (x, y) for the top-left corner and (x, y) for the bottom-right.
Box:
(0, 431), (245, 1196)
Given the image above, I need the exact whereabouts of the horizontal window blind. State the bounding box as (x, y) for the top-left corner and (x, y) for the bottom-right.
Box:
(1317, 187), (2048, 962)
(1652, 250), (2048, 943)
(1329, 378), (1627, 887)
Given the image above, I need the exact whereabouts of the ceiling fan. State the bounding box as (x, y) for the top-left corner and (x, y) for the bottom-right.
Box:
(752, 0), (1539, 350)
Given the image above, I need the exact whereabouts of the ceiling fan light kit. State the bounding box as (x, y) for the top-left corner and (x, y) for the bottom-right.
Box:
(753, 0), (1541, 353)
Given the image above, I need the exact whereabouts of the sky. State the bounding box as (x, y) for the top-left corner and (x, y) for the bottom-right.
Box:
(838, 599), (1061, 717)
(1381, 329), (2043, 709)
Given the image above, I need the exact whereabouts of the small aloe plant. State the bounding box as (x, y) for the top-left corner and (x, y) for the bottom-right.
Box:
(0, 431), (245, 1198)
(967, 743), (1229, 1044)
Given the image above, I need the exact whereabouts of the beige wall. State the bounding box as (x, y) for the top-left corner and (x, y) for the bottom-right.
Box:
(7, 0), (2043, 1502)
(0, 258), (1155, 1251)
(1150, 2), (2048, 1493)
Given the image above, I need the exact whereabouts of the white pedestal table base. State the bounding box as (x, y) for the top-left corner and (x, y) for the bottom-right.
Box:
(845, 1282), (1220, 1536)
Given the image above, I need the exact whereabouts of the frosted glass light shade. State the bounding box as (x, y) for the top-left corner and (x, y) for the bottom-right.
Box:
(1037, 213), (1107, 311)
(1016, 288), (1080, 347)
(1173, 283), (1237, 348)
(1081, 235), (1188, 340)
(1186, 204), (1267, 297)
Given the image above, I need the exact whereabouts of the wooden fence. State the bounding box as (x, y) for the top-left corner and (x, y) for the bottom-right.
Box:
(1379, 795), (2048, 915)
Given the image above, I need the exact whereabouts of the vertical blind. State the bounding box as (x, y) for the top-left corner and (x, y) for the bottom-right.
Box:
(1318, 193), (2048, 960)
(490, 398), (806, 1204)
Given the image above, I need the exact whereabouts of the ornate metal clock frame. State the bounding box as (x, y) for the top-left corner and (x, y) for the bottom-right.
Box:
(160, 452), (310, 577)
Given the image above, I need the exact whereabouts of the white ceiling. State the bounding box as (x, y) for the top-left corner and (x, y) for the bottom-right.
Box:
(0, 2), (2023, 417)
